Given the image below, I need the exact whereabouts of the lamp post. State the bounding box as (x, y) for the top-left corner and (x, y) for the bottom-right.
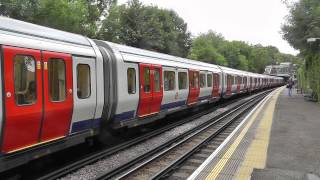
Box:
(307, 38), (320, 52)
(307, 38), (320, 43)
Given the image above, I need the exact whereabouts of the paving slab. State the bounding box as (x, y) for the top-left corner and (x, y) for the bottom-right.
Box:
(252, 89), (320, 179)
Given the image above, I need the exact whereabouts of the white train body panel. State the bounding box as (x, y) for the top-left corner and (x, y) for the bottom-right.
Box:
(199, 71), (212, 103)
(70, 56), (97, 134)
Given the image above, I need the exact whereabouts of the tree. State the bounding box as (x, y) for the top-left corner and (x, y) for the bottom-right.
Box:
(282, 0), (320, 100)
(282, 0), (320, 52)
(99, 0), (191, 57)
(188, 31), (227, 66)
(0, 0), (116, 37)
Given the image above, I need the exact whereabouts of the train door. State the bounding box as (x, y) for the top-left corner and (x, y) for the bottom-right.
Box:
(2, 46), (43, 153)
(237, 76), (241, 93)
(41, 51), (73, 141)
(187, 70), (200, 105)
(151, 65), (163, 114)
(177, 69), (189, 104)
(226, 74), (232, 96)
(70, 56), (97, 133)
(137, 63), (163, 117)
(212, 73), (220, 97)
(243, 76), (248, 91)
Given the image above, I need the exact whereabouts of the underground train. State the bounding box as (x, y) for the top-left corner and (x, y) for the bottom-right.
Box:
(0, 17), (284, 172)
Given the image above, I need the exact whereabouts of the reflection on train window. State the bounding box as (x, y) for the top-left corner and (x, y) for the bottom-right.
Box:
(193, 72), (199, 88)
(227, 75), (232, 86)
(154, 68), (161, 92)
(237, 76), (241, 84)
(164, 71), (175, 91)
(143, 67), (150, 92)
(207, 74), (212, 87)
(48, 59), (66, 102)
(14, 55), (37, 105)
(178, 72), (187, 90)
(200, 73), (206, 88)
(243, 77), (247, 86)
(127, 68), (136, 94)
(214, 74), (219, 87)
(77, 64), (91, 98)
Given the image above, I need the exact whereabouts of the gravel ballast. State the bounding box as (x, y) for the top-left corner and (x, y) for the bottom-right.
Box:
(61, 95), (257, 180)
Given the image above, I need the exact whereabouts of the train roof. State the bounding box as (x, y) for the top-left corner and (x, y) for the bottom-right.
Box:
(102, 41), (221, 71)
(0, 16), (91, 46)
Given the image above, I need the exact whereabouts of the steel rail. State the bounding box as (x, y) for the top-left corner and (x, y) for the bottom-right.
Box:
(151, 93), (265, 179)
(96, 89), (273, 180)
(38, 93), (252, 180)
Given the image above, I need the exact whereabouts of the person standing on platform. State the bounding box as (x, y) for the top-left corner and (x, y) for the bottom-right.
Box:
(287, 78), (294, 96)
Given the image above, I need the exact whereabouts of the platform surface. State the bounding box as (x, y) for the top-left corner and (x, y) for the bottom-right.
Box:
(189, 87), (320, 180)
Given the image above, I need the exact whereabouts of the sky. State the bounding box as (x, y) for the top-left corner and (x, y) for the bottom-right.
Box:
(118, 0), (299, 55)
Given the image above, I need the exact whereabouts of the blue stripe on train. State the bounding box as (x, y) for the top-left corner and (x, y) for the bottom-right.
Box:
(113, 110), (135, 121)
(160, 100), (186, 110)
(71, 118), (101, 133)
(198, 95), (211, 101)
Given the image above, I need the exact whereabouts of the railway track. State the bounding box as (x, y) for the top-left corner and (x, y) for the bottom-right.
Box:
(95, 90), (272, 180)
(37, 95), (238, 179)
(38, 90), (272, 180)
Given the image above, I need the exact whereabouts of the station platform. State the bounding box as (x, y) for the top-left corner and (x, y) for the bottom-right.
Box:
(188, 87), (320, 180)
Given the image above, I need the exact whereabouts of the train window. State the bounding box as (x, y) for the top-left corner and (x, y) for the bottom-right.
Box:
(207, 74), (212, 87)
(200, 73), (206, 88)
(143, 67), (150, 92)
(77, 64), (91, 98)
(214, 74), (219, 87)
(14, 55), (37, 105)
(164, 71), (175, 91)
(238, 76), (241, 84)
(178, 72), (187, 89)
(48, 59), (66, 102)
(127, 68), (136, 94)
(154, 68), (161, 92)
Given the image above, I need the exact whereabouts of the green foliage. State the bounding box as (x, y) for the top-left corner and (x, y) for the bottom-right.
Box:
(282, 0), (320, 101)
(189, 31), (301, 73)
(188, 31), (227, 66)
(99, 0), (192, 57)
(0, 0), (302, 77)
(0, 0), (116, 37)
(282, 0), (320, 52)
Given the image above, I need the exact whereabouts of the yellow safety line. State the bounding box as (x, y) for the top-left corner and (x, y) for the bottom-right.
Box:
(205, 88), (282, 180)
(7, 136), (65, 154)
(235, 88), (282, 179)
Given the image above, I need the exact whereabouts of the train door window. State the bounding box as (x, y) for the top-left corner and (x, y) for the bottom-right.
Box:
(200, 73), (206, 88)
(164, 71), (175, 91)
(127, 68), (136, 94)
(77, 64), (91, 99)
(178, 72), (187, 90)
(14, 55), (37, 105)
(48, 59), (66, 102)
(213, 74), (219, 87)
(193, 72), (199, 88)
(143, 67), (150, 92)
(154, 68), (161, 92)
(207, 74), (212, 87)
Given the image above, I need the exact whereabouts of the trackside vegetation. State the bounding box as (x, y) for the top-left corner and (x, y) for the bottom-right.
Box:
(0, 0), (301, 74)
(282, 0), (320, 101)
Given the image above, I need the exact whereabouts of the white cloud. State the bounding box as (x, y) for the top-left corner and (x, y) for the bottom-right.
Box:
(118, 0), (299, 55)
